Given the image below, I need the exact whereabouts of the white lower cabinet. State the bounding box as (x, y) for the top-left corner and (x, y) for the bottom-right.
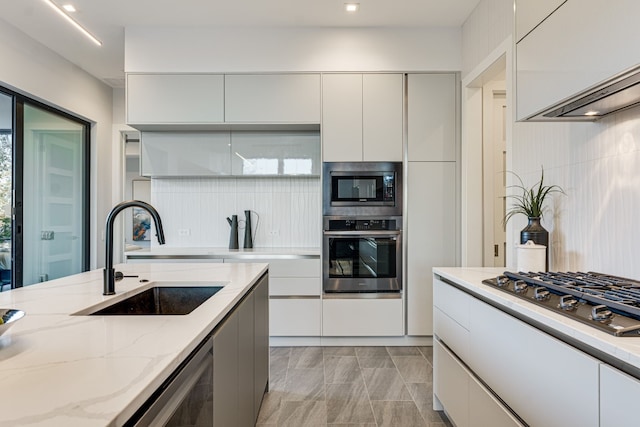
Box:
(270, 298), (321, 336)
(434, 340), (469, 427)
(469, 299), (599, 427)
(600, 364), (640, 427)
(225, 257), (322, 337)
(434, 276), (601, 427)
(322, 297), (403, 336)
(434, 340), (521, 427)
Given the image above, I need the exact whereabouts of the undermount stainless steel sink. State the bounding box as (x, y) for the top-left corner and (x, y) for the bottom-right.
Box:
(77, 282), (227, 316)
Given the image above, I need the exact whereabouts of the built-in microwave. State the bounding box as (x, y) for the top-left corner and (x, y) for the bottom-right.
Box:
(322, 162), (402, 216)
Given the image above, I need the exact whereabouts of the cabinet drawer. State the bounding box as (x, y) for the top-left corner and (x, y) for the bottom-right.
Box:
(270, 298), (321, 336)
(322, 297), (403, 336)
(270, 277), (320, 296)
(434, 340), (469, 427)
(267, 259), (320, 277)
(433, 277), (470, 330)
(434, 306), (469, 361)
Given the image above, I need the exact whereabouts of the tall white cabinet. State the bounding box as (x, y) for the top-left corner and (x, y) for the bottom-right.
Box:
(322, 73), (403, 162)
(406, 73), (458, 336)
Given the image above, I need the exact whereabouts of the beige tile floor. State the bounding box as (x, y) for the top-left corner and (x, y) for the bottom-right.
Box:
(256, 346), (452, 427)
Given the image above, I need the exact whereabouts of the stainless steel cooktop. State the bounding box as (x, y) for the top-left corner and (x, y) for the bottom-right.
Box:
(483, 271), (640, 337)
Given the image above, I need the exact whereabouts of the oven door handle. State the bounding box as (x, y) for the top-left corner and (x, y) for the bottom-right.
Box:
(323, 230), (401, 237)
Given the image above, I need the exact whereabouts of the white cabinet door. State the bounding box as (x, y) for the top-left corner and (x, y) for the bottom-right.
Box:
(407, 74), (457, 162)
(127, 74), (224, 125)
(406, 163), (456, 335)
(600, 364), (640, 427)
(230, 131), (321, 176)
(224, 74), (321, 123)
(362, 74), (403, 161)
(322, 297), (403, 336)
(516, 0), (640, 120)
(270, 298), (321, 336)
(322, 73), (404, 162)
(515, 0), (566, 42)
(140, 132), (231, 177)
(321, 74), (363, 162)
(469, 298), (599, 427)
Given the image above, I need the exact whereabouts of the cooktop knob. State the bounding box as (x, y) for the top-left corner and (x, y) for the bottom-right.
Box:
(514, 280), (528, 293)
(591, 305), (613, 321)
(534, 287), (550, 301)
(496, 275), (509, 287)
(559, 295), (578, 310)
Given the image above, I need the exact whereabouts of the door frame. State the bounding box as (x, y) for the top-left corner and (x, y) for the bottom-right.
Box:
(460, 36), (514, 268)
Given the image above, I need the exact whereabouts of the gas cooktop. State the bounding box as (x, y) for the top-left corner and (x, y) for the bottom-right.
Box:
(482, 271), (640, 337)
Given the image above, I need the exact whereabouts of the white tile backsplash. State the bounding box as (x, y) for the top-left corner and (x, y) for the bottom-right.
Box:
(511, 105), (640, 279)
(150, 177), (321, 248)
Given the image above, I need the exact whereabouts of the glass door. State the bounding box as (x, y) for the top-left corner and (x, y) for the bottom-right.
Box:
(20, 104), (87, 285)
(0, 93), (12, 290)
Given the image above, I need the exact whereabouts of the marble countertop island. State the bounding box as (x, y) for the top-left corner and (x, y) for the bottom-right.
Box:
(0, 262), (268, 426)
(433, 267), (640, 376)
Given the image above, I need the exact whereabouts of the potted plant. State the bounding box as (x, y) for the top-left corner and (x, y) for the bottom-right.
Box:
(504, 167), (565, 269)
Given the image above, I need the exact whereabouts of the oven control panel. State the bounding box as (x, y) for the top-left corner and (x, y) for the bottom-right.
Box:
(327, 219), (397, 231)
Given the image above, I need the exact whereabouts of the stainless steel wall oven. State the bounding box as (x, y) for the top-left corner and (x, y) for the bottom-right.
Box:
(323, 217), (402, 293)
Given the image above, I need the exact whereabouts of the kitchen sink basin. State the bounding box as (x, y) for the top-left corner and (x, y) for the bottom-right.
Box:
(84, 284), (225, 315)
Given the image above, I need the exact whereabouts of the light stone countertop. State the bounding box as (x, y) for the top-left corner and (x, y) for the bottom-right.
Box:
(434, 267), (640, 375)
(0, 262), (268, 426)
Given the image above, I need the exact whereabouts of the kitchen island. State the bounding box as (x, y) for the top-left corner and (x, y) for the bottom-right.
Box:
(0, 262), (268, 426)
(433, 267), (640, 427)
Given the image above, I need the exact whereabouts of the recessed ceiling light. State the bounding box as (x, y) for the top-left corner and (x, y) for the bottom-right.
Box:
(62, 4), (76, 12)
(584, 111), (600, 116)
(41, 0), (102, 46)
(345, 3), (360, 13)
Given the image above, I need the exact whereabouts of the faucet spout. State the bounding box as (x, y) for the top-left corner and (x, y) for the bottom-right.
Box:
(104, 200), (165, 295)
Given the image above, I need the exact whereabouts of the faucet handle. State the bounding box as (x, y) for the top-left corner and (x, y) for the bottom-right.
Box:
(114, 271), (124, 281)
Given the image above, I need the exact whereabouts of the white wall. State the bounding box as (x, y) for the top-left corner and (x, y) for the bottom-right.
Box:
(461, 0), (513, 79)
(125, 26), (462, 72)
(463, 0), (640, 279)
(0, 21), (113, 270)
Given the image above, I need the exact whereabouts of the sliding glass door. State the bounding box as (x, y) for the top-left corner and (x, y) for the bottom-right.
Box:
(0, 93), (11, 290)
(21, 104), (87, 285)
(0, 88), (89, 289)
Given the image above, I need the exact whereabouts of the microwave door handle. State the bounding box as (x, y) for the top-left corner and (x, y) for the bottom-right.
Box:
(323, 230), (401, 237)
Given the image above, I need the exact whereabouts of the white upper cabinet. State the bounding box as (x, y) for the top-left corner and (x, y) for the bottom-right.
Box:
(515, 0), (566, 43)
(127, 74), (224, 125)
(322, 73), (403, 162)
(516, 0), (640, 120)
(362, 74), (403, 161)
(224, 74), (321, 123)
(322, 74), (363, 162)
(230, 130), (320, 176)
(407, 74), (456, 162)
(140, 132), (231, 177)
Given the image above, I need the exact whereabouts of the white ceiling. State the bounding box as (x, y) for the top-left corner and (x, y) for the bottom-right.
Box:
(1, 0), (481, 87)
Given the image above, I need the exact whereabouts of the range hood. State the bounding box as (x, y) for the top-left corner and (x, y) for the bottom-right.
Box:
(532, 66), (640, 121)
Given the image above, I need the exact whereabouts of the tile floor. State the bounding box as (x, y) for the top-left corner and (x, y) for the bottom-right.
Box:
(256, 346), (452, 427)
